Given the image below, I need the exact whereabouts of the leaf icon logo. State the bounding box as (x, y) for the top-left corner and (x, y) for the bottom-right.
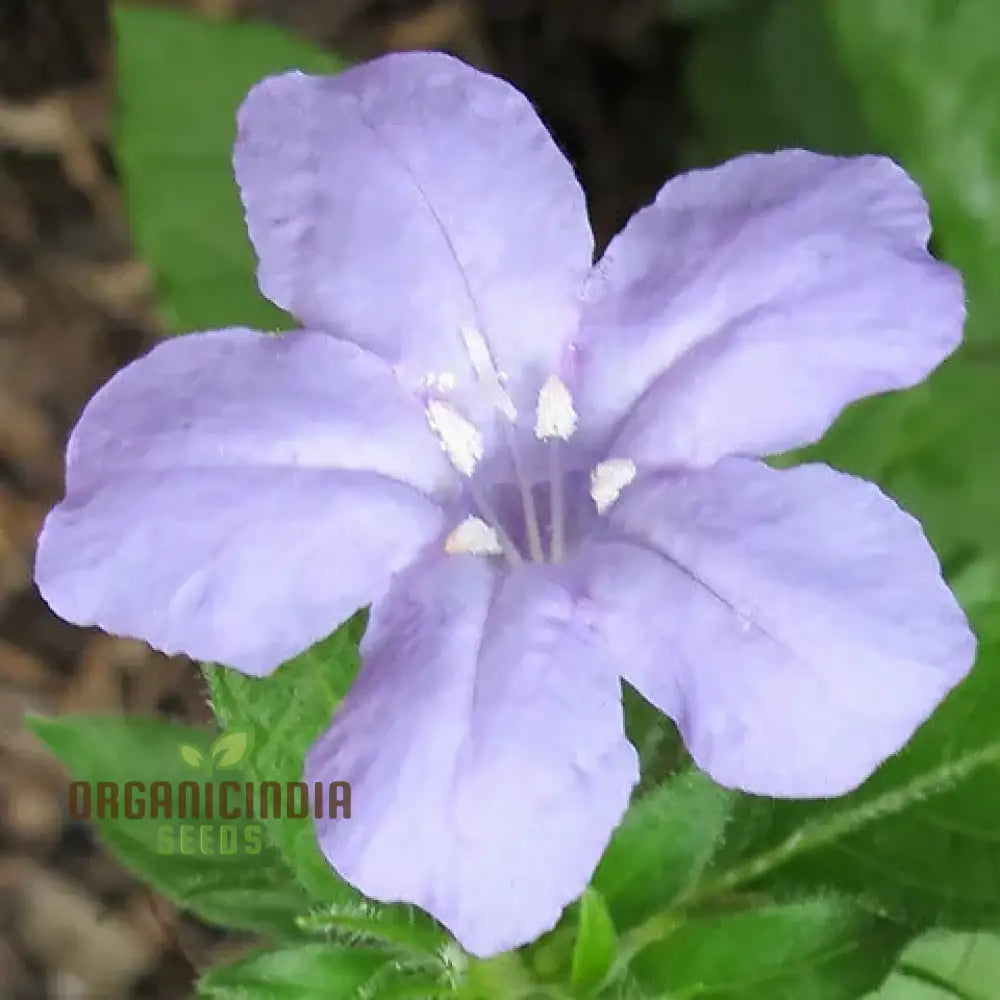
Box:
(179, 744), (205, 769)
(209, 730), (250, 769)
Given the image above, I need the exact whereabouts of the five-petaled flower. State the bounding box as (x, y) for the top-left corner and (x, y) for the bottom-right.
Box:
(35, 52), (976, 957)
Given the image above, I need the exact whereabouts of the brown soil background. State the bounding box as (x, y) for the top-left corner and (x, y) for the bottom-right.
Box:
(0, 1), (692, 996)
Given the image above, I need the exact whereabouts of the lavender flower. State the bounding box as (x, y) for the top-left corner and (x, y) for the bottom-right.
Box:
(34, 52), (976, 956)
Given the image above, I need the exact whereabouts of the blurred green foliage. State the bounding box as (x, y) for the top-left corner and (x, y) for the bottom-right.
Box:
(870, 930), (1000, 999)
(115, 6), (343, 333)
(831, 0), (1000, 349)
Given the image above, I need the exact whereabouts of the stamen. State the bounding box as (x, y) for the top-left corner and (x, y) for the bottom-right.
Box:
(548, 441), (566, 563)
(421, 371), (457, 393)
(460, 325), (517, 421)
(444, 516), (504, 556)
(590, 458), (637, 514)
(534, 375), (576, 561)
(535, 375), (577, 441)
(460, 325), (496, 381)
(468, 483), (524, 569)
(502, 422), (544, 563)
(426, 400), (483, 477)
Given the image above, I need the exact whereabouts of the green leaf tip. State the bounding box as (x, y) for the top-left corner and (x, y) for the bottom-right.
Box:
(570, 889), (617, 995)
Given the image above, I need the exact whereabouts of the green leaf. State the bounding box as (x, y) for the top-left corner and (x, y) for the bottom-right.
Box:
(27, 715), (310, 938)
(827, 0), (1000, 347)
(868, 930), (1000, 1000)
(569, 889), (617, 996)
(628, 896), (908, 1000)
(114, 5), (345, 333)
(210, 729), (251, 769)
(180, 743), (206, 769)
(684, 0), (871, 168)
(296, 901), (450, 962)
(687, 633), (1000, 931)
(204, 625), (361, 903)
(756, 0), (872, 155)
(622, 682), (687, 792)
(199, 942), (459, 1000)
(197, 943), (399, 1000)
(684, 0), (787, 165)
(601, 638), (1000, 997)
(593, 770), (734, 929)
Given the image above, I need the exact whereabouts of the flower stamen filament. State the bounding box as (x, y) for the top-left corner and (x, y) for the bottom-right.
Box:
(535, 374), (577, 564)
(468, 481), (524, 569)
(548, 439), (566, 563)
(503, 421), (544, 562)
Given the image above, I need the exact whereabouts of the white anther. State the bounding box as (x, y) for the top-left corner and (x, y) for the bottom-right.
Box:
(444, 516), (504, 556)
(460, 325), (518, 421)
(426, 400), (483, 477)
(421, 371), (457, 393)
(491, 387), (518, 422)
(460, 325), (496, 381)
(590, 458), (637, 514)
(535, 375), (577, 441)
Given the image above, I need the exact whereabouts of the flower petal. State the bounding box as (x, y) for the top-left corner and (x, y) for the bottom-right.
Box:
(575, 151), (964, 466)
(234, 53), (594, 416)
(35, 328), (447, 674)
(305, 556), (637, 956)
(574, 459), (975, 797)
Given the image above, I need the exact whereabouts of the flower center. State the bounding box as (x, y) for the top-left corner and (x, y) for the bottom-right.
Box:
(424, 328), (636, 568)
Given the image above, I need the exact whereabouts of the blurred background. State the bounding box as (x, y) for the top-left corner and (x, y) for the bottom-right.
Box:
(1, 0), (998, 997)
